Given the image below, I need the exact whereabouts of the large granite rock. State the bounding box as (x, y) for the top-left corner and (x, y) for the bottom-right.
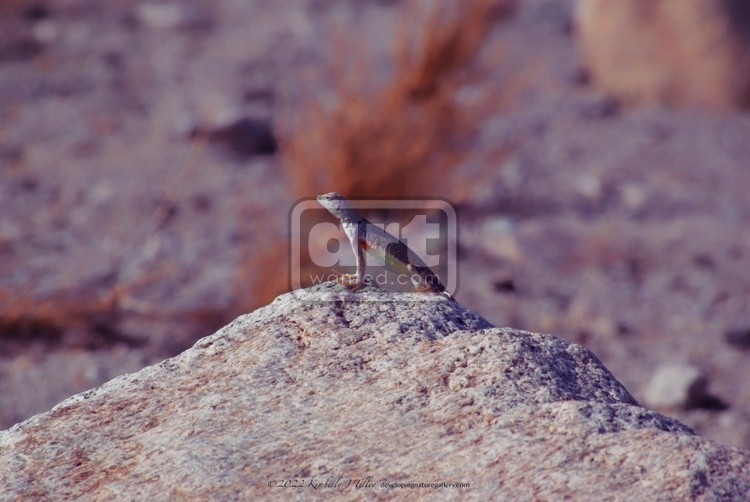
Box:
(1, 282), (748, 499)
(575, 0), (750, 109)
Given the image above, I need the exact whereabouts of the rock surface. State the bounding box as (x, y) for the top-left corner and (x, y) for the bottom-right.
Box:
(575, 0), (750, 108)
(1, 282), (749, 499)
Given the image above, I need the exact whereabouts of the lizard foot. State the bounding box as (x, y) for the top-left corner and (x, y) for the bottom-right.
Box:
(415, 284), (455, 300)
(335, 273), (365, 291)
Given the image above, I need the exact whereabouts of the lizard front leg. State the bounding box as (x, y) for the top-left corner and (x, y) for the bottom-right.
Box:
(337, 221), (366, 291)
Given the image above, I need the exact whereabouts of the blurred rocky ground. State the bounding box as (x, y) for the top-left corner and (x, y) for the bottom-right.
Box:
(1, 0), (750, 452)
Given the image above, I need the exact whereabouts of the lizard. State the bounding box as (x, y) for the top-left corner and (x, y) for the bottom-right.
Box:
(316, 192), (454, 301)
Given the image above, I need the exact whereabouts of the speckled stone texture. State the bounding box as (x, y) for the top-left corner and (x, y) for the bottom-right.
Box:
(1, 282), (748, 500)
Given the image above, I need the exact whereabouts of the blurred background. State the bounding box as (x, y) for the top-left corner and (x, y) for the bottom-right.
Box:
(2, 0), (750, 450)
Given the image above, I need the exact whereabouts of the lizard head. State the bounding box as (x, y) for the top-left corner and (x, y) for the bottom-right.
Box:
(316, 192), (357, 220)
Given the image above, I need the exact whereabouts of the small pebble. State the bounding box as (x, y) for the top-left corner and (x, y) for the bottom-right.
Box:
(136, 3), (187, 30)
(724, 326), (750, 350)
(643, 362), (708, 409)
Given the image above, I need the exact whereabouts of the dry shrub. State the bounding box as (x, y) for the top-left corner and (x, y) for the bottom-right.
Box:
(0, 253), (278, 355)
(214, 0), (520, 312)
(0, 140), (206, 352)
(228, 201), (290, 312)
(0, 282), (146, 355)
(283, 0), (515, 199)
(0, 136), (277, 353)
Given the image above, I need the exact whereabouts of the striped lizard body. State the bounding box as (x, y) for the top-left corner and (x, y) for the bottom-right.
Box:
(316, 192), (452, 300)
